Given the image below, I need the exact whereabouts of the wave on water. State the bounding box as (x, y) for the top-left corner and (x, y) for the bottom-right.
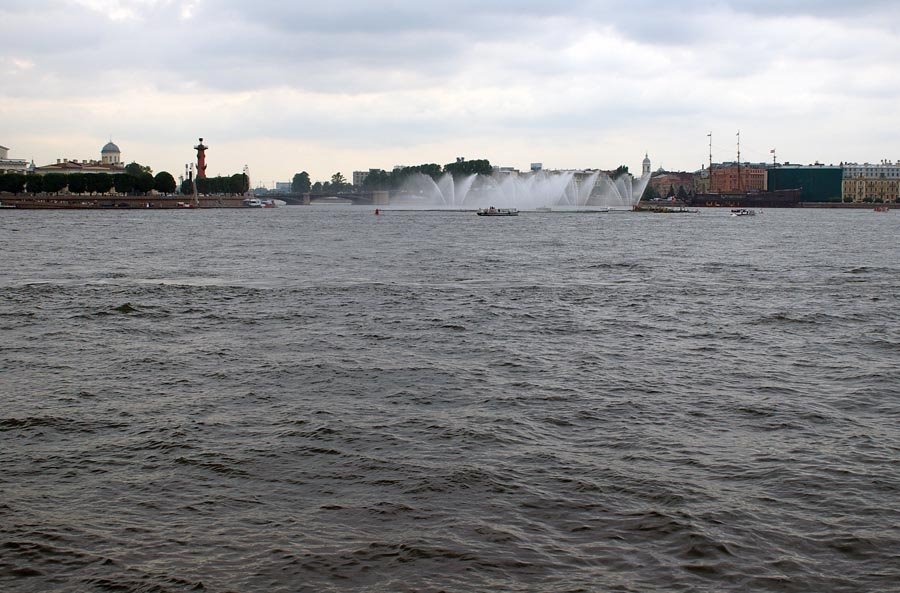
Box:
(2, 208), (899, 592)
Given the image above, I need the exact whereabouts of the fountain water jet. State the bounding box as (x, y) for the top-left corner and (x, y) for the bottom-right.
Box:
(396, 164), (649, 209)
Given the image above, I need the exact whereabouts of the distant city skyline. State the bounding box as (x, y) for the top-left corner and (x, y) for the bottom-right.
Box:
(3, 1), (899, 185)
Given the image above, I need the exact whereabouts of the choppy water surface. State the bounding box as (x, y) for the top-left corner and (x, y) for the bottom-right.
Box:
(1, 207), (899, 592)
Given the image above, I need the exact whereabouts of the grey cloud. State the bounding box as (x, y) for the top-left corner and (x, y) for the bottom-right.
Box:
(5, 0), (898, 99)
(4, 0), (900, 179)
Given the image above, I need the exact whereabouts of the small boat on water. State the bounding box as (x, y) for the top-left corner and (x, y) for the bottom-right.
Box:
(874, 205), (890, 212)
(242, 197), (263, 208)
(731, 208), (756, 217)
(477, 207), (518, 216)
(638, 205), (697, 213)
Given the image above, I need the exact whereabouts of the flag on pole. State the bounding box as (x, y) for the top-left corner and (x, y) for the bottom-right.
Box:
(770, 149), (775, 154)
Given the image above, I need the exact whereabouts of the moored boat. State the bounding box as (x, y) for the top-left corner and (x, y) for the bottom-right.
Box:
(731, 208), (756, 217)
(242, 197), (263, 208)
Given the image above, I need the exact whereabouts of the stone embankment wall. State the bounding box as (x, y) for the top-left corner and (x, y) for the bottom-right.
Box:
(0, 194), (247, 209)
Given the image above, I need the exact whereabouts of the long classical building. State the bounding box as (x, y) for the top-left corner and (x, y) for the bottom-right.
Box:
(841, 161), (900, 202)
(35, 141), (125, 175)
(0, 145), (31, 174)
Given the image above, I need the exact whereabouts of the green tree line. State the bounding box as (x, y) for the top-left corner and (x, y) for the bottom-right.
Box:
(180, 174), (249, 196)
(0, 170), (177, 195)
(284, 159), (638, 195)
(286, 159), (495, 194)
(361, 159), (493, 191)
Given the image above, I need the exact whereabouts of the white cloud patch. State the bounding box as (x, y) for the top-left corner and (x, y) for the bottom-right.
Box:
(68, 0), (178, 21)
(10, 58), (36, 71)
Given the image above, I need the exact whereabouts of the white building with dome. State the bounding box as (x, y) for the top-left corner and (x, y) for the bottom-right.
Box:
(35, 140), (127, 175)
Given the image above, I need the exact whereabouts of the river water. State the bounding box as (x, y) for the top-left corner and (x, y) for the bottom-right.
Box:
(1, 206), (898, 592)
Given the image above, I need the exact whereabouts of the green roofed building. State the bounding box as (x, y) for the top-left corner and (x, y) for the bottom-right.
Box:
(767, 164), (843, 202)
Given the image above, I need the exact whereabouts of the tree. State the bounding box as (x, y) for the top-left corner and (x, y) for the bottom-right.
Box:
(43, 173), (68, 194)
(311, 181), (323, 193)
(26, 175), (44, 194)
(196, 177), (213, 194)
(362, 169), (390, 190)
(135, 172), (155, 194)
(86, 173), (113, 194)
(667, 184), (676, 198)
(291, 171), (311, 193)
(388, 163), (442, 188)
(609, 165), (630, 180)
(0, 174), (26, 194)
(67, 173), (87, 194)
(443, 158), (492, 178)
(114, 174), (135, 194)
(229, 173), (249, 194)
(154, 171), (177, 194)
(642, 185), (661, 202)
(181, 179), (194, 195)
(189, 174), (247, 195)
(125, 162), (152, 177)
(331, 172), (347, 189)
(97, 173), (114, 194)
(413, 163), (443, 179)
(676, 185), (689, 201)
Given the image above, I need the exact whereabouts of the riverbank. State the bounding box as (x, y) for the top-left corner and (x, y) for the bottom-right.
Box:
(640, 200), (899, 210)
(796, 202), (899, 209)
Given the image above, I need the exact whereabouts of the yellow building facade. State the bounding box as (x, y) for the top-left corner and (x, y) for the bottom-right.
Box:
(842, 161), (900, 202)
(842, 178), (899, 202)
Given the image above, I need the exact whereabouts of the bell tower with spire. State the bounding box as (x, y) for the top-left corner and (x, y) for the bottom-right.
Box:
(642, 153), (651, 177)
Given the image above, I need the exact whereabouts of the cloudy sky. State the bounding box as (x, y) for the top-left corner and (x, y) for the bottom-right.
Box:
(2, 0), (899, 186)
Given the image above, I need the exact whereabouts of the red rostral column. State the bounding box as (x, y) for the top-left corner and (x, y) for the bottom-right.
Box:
(194, 137), (208, 179)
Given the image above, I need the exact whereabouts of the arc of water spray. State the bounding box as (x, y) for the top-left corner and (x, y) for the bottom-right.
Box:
(399, 167), (650, 208)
